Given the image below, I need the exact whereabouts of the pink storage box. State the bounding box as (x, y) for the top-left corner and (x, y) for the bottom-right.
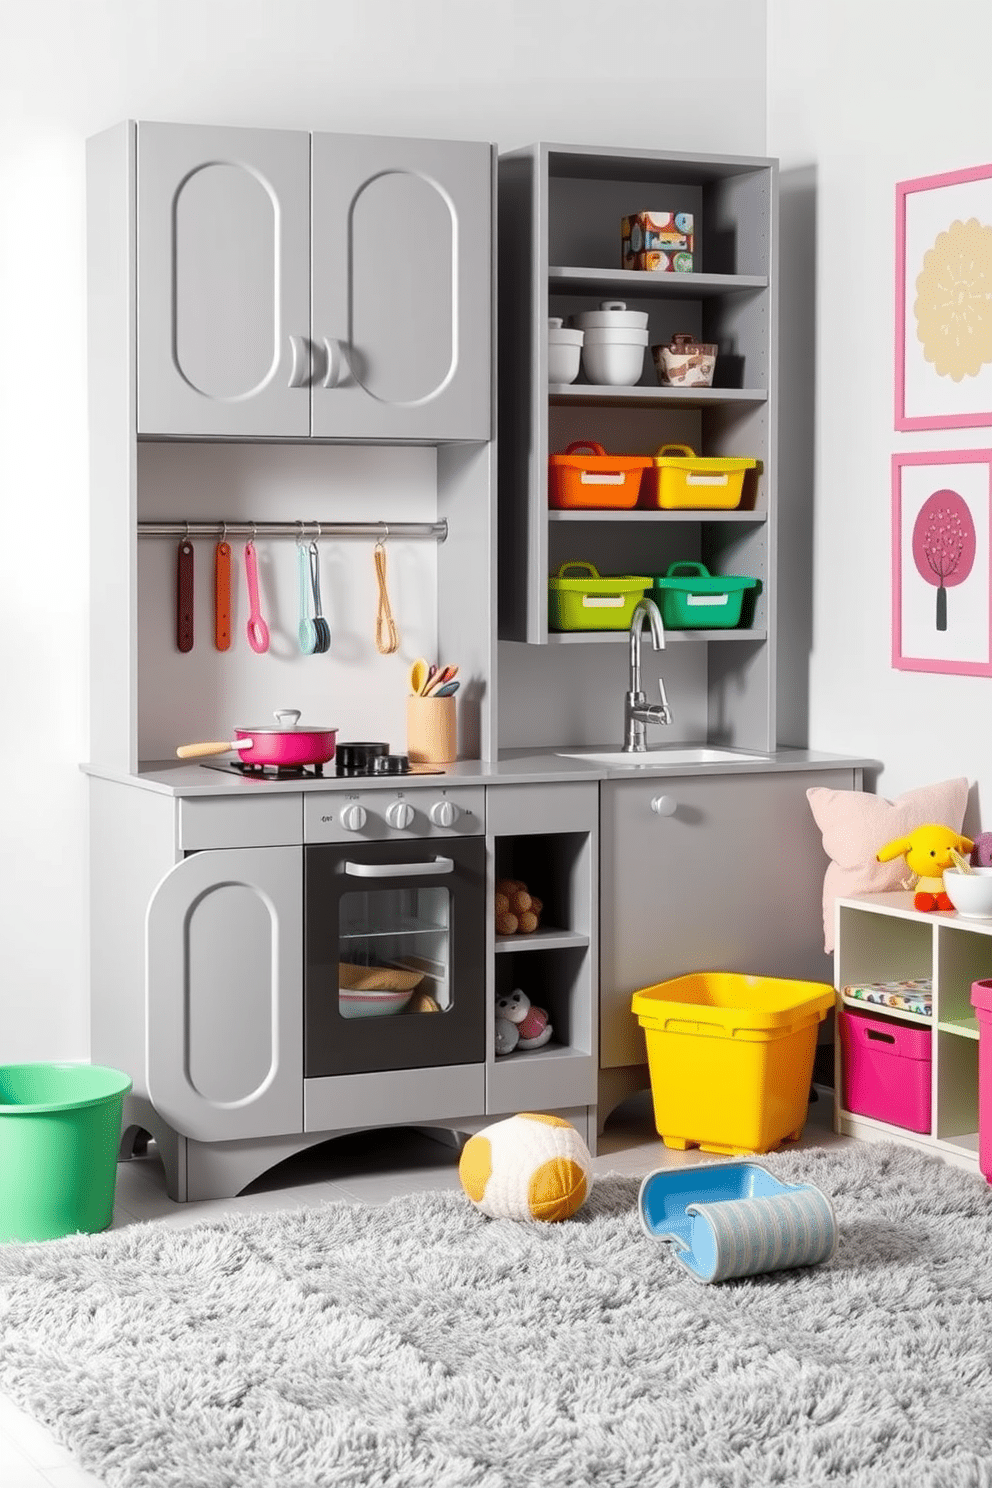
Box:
(970, 979), (992, 1183)
(839, 1008), (931, 1133)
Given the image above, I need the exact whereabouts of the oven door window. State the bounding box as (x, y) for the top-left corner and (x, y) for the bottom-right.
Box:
(339, 882), (451, 1019)
(304, 837), (486, 1077)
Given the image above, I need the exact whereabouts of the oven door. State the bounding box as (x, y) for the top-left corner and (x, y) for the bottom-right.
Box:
(304, 836), (486, 1077)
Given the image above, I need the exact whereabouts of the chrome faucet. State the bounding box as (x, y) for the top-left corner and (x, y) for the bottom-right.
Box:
(623, 596), (673, 752)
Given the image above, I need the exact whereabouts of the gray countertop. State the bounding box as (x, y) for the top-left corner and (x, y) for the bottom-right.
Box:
(81, 745), (879, 797)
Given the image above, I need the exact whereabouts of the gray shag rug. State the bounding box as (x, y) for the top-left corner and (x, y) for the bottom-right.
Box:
(2, 1142), (992, 1487)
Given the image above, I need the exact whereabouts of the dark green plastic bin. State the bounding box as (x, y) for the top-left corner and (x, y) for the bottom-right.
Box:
(0, 1064), (132, 1243)
(649, 561), (759, 629)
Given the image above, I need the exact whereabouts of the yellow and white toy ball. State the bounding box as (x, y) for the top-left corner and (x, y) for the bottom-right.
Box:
(458, 1113), (592, 1222)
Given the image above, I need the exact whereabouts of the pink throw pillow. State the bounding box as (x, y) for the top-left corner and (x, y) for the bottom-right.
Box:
(807, 778), (969, 953)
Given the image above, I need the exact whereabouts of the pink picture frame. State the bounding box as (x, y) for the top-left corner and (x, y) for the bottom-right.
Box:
(892, 449), (992, 674)
(896, 163), (992, 430)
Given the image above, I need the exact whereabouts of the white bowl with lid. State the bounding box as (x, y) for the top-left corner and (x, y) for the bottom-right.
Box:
(548, 317), (583, 384)
(581, 326), (648, 386)
(574, 300), (649, 331)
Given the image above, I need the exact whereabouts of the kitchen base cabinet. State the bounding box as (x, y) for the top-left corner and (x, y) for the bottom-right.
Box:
(90, 774), (601, 1204)
(486, 782), (599, 1124)
(597, 765), (860, 1131)
(833, 894), (991, 1175)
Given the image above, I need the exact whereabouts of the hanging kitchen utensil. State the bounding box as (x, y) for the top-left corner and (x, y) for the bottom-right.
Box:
(309, 539), (331, 652)
(214, 530), (231, 652)
(374, 526), (399, 655)
(244, 534), (270, 654)
(298, 534), (316, 655)
(176, 709), (338, 766)
(176, 531), (194, 653)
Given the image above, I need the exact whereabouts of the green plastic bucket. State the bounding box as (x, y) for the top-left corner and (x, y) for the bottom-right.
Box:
(0, 1064), (132, 1243)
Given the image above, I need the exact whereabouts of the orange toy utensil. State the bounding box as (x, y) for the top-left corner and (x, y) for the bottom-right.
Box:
(423, 664), (458, 696)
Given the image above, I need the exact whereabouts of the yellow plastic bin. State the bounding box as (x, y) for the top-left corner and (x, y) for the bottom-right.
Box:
(631, 973), (834, 1156)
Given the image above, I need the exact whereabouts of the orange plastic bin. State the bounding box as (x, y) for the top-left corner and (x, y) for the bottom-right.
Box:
(549, 441), (651, 510)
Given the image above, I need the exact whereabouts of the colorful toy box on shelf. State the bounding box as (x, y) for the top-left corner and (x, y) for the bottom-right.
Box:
(621, 211), (694, 273)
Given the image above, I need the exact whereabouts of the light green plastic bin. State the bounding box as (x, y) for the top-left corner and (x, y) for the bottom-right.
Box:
(0, 1064), (132, 1243)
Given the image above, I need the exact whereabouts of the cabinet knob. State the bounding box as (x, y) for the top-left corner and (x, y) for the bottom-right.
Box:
(288, 335), (312, 388)
(429, 800), (459, 828)
(385, 801), (415, 830)
(321, 337), (349, 389)
(650, 794), (677, 817)
(340, 804), (367, 832)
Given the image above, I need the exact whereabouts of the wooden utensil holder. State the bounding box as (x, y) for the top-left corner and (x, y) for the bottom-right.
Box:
(407, 694), (457, 765)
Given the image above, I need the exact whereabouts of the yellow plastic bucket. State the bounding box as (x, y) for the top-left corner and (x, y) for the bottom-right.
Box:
(631, 973), (834, 1156)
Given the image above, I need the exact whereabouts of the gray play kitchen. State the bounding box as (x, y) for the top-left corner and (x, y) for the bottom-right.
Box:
(84, 123), (871, 1202)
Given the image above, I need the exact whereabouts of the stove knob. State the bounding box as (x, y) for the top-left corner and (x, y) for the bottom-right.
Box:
(385, 800), (414, 830)
(429, 799), (459, 828)
(339, 804), (367, 832)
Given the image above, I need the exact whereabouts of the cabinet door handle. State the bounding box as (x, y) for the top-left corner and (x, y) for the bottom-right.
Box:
(651, 795), (677, 817)
(288, 335), (312, 388)
(345, 857), (454, 878)
(321, 337), (349, 389)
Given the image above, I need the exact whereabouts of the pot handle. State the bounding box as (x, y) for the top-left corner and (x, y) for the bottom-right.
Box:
(176, 738), (254, 760)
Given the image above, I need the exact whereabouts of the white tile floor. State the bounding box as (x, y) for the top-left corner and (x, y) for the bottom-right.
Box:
(0, 1088), (852, 1487)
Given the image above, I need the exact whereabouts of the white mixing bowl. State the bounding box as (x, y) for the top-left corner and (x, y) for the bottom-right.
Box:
(944, 867), (992, 919)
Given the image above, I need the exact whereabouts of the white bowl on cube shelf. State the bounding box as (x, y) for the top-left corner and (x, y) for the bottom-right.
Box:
(944, 867), (992, 919)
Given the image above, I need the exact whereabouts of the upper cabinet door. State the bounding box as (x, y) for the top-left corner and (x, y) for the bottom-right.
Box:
(311, 133), (492, 442)
(136, 123), (311, 437)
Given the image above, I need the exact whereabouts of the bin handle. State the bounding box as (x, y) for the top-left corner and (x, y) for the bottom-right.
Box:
(554, 561), (600, 580)
(666, 561), (711, 579)
(654, 443), (696, 459)
(866, 1028), (896, 1044)
(563, 440), (607, 457)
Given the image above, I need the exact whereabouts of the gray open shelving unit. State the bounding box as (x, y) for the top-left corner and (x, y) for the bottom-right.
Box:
(497, 140), (779, 754)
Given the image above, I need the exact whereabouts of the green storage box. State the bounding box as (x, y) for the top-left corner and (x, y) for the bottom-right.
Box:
(0, 1063), (132, 1242)
(650, 561), (759, 630)
(548, 562), (650, 632)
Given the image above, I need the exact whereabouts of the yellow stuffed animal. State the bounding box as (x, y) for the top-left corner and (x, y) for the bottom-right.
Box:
(876, 824), (974, 912)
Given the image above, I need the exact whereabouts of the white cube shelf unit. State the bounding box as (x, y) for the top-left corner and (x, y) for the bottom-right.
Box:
(834, 893), (992, 1175)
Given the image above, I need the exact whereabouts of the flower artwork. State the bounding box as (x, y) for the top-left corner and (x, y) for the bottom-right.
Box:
(892, 451), (992, 674)
(897, 165), (992, 429)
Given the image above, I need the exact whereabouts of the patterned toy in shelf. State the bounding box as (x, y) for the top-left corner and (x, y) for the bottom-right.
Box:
(494, 877), (544, 936)
(842, 978), (933, 1018)
(495, 988), (553, 1056)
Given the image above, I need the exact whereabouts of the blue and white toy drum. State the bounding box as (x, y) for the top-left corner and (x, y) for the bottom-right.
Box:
(638, 1161), (837, 1284)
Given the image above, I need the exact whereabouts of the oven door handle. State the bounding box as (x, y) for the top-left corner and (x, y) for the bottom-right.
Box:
(344, 857), (454, 878)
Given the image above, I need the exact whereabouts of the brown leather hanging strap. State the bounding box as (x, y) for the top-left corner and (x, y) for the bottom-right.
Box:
(214, 540), (232, 651)
(176, 538), (195, 652)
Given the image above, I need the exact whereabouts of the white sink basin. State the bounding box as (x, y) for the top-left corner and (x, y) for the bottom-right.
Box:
(555, 747), (769, 767)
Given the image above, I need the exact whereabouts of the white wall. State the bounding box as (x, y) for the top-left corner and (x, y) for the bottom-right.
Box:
(768, 0), (992, 830)
(0, 0), (767, 1061)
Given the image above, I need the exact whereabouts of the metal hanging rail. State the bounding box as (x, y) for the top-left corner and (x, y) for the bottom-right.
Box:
(137, 519), (447, 541)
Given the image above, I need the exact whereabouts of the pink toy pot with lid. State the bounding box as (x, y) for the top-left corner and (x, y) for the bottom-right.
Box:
(176, 709), (338, 767)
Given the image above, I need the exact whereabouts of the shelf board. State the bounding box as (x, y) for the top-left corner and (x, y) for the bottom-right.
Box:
(546, 628), (766, 645)
(940, 1130), (980, 1155)
(494, 1040), (590, 1064)
(548, 508), (766, 524)
(840, 993), (932, 1027)
(937, 1015), (980, 1040)
(549, 384), (767, 410)
(549, 266), (768, 298)
(495, 926), (590, 953)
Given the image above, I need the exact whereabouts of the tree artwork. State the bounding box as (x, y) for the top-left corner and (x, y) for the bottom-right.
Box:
(911, 487), (976, 631)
